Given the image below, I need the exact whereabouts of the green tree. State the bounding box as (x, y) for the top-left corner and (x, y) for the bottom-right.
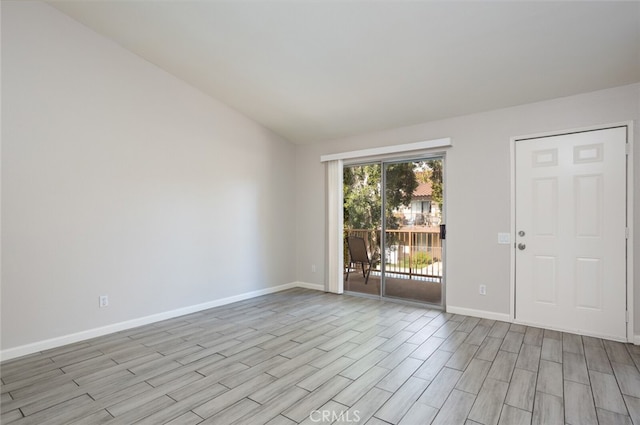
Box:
(384, 163), (418, 230)
(343, 164), (382, 231)
(426, 159), (443, 210)
(344, 163), (418, 249)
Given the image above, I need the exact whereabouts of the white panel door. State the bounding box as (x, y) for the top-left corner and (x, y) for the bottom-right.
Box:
(515, 127), (627, 340)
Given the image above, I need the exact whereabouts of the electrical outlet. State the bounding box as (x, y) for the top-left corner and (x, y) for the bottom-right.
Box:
(311, 264), (316, 273)
(479, 285), (487, 296)
(498, 233), (511, 244)
(99, 295), (109, 308)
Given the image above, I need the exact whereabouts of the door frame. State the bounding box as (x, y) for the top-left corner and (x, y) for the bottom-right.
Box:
(341, 153), (448, 308)
(509, 122), (634, 342)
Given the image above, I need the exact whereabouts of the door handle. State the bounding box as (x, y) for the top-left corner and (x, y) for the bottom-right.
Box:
(518, 243), (526, 250)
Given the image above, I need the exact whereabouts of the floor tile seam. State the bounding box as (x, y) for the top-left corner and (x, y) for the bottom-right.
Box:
(596, 403), (633, 418)
(597, 357), (637, 418)
(579, 336), (602, 420)
(3, 368), (72, 398)
(2, 379), (84, 412)
(330, 376), (393, 410)
(16, 391), (95, 420)
(506, 365), (539, 414)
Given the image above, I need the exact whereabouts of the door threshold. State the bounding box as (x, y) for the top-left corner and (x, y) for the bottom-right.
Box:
(343, 290), (444, 310)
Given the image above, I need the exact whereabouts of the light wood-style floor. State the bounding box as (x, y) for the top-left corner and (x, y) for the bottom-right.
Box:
(2, 288), (640, 425)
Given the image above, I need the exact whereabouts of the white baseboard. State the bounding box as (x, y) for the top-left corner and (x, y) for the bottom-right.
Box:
(1, 281), (322, 362)
(293, 281), (325, 291)
(633, 335), (640, 345)
(446, 305), (511, 323)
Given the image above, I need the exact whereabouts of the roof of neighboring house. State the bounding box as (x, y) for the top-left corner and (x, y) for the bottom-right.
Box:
(413, 181), (432, 198)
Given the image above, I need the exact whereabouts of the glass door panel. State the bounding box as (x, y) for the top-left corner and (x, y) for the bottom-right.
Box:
(382, 158), (444, 305)
(343, 163), (382, 296)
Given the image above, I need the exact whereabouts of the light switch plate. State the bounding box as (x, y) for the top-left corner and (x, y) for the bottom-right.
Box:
(498, 233), (511, 244)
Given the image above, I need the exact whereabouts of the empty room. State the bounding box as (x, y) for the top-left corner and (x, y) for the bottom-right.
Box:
(2, 1), (640, 424)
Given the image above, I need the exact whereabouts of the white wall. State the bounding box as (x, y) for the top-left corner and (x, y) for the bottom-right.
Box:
(296, 84), (639, 325)
(1, 2), (296, 354)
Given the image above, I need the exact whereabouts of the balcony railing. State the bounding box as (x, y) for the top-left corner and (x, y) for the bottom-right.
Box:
(344, 227), (443, 282)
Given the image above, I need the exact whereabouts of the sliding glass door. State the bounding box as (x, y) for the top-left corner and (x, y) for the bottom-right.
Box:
(343, 157), (444, 306)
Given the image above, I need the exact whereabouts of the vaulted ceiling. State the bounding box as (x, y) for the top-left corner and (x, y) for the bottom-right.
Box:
(48, 1), (640, 144)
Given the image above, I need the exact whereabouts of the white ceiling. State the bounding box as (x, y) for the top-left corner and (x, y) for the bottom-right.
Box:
(48, 1), (640, 145)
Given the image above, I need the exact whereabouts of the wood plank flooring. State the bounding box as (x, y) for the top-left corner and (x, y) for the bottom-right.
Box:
(2, 288), (640, 424)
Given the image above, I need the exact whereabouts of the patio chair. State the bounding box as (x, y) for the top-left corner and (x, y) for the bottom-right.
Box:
(346, 236), (380, 284)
